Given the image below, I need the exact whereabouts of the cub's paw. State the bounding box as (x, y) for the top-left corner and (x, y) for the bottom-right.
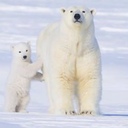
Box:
(19, 110), (28, 113)
(36, 72), (44, 82)
(40, 75), (44, 82)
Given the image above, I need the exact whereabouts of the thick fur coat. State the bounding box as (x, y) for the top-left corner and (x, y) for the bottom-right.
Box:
(37, 6), (102, 115)
(5, 42), (43, 112)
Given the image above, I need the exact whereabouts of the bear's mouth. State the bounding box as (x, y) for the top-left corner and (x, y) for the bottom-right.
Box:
(74, 20), (82, 23)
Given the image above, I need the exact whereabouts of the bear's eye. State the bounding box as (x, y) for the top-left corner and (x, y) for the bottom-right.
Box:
(70, 10), (73, 13)
(26, 50), (28, 52)
(82, 11), (85, 13)
(19, 51), (21, 53)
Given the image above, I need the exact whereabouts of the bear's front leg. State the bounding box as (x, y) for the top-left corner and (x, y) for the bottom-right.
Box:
(78, 78), (101, 115)
(77, 52), (102, 116)
(51, 75), (75, 115)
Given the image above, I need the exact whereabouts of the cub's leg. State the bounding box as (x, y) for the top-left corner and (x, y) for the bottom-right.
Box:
(21, 58), (43, 78)
(17, 95), (30, 113)
(4, 90), (18, 112)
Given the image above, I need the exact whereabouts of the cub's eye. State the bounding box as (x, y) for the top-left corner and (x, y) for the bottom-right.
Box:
(19, 51), (21, 53)
(82, 11), (85, 13)
(26, 50), (28, 52)
(70, 10), (73, 13)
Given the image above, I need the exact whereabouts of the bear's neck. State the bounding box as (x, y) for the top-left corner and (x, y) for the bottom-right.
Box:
(59, 21), (95, 39)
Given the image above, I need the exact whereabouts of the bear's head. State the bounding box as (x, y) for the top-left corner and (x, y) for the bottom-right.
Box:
(61, 6), (96, 29)
(11, 42), (31, 62)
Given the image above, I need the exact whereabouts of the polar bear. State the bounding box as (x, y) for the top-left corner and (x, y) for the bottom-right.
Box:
(37, 6), (102, 115)
(5, 42), (43, 112)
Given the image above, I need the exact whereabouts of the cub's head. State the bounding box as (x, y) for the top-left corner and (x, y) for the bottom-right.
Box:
(11, 42), (31, 62)
(61, 6), (96, 29)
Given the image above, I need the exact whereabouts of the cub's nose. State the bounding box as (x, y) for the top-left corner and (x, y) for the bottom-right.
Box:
(23, 55), (27, 59)
(74, 13), (81, 20)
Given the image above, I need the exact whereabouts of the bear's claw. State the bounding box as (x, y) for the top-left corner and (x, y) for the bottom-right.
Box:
(65, 110), (76, 115)
(80, 110), (95, 115)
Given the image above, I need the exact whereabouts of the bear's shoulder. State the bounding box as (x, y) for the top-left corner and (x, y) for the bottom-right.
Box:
(42, 22), (59, 35)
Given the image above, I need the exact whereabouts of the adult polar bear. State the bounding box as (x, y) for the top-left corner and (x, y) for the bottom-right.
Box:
(37, 6), (102, 115)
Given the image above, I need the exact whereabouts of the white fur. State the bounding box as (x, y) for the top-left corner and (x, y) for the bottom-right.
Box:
(5, 42), (43, 112)
(37, 6), (102, 115)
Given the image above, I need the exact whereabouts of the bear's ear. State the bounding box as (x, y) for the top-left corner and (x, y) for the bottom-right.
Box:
(90, 9), (96, 16)
(60, 8), (66, 13)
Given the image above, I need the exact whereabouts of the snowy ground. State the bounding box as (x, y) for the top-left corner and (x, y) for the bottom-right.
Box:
(0, 0), (128, 127)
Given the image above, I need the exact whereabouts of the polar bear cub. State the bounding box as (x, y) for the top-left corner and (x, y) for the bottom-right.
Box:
(5, 42), (43, 113)
(37, 6), (102, 115)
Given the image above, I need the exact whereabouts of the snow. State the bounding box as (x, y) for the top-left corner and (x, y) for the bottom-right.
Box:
(100, 27), (128, 33)
(0, 113), (128, 128)
(0, 0), (128, 127)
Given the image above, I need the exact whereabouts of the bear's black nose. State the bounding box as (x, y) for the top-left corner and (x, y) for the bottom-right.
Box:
(23, 55), (27, 59)
(74, 14), (81, 20)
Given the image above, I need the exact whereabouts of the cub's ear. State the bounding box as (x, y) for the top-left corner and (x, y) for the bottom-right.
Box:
(27, 41), (31, 46)
(90, 9), (96, 15)
(10, 44), (15, 51)
(60, 8), (66, 13)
